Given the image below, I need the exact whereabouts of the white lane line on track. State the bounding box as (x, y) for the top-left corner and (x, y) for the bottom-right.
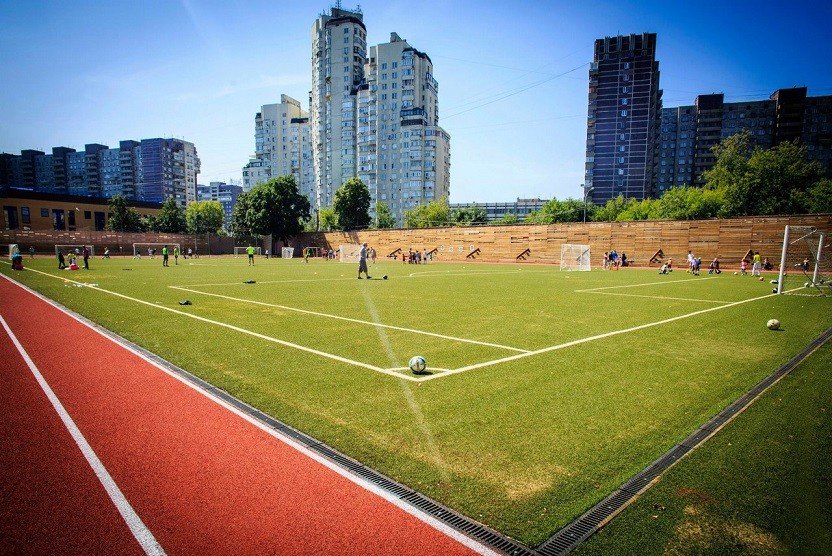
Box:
(0, 273), (497, 556)
(415, 285), (801, 382)
(0, 314), (166, 556)
(0, 265), (418, 382)
(169, 285), (529, 353)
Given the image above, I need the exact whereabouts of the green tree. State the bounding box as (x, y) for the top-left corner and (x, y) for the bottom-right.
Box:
(492, 213), (519, 225)
(403, 197), (450, 228)
(230, 192), (252, 236)
(616, 198), (660, 221)
(525, 198), (588, 223)
(186, 200), (225, 234)
(654, 186), (724, 220)
(704, 132), (823, 216)
(333, 177), (371, 230)
(106, 194), (144, 232)
(793, 178), (832, 214)
(450, 204), (487, 225)
(233, 176), (311, 244)
(154, 196), (187, 233)
(318, 207), (339, 231)
(374, 201), (396, 228)
(594, 195), (630, 222)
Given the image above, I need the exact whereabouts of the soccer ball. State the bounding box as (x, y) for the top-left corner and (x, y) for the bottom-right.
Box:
(758, 277), (764, 282)
(767, 319), (780, 330)
(383, 275), (388, 280)
(409, 355), (427, 374)
(805, 282), (811, 288)
(733, 272), (738, 275)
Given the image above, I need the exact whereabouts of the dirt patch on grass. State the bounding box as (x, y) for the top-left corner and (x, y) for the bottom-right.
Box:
(665, 508), (786, 556)
(675, 487), (715, 504)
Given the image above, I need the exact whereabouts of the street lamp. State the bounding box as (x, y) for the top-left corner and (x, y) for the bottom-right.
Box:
(580, 183), (594, 222)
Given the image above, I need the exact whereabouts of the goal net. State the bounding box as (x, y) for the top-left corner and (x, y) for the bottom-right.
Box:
(56, 244), (95, 257)
(339, 244), (362, 262)
(776, 225), (830, 296)
(304, 246), (322, 258)
(132, 243), (179, 257)
(234, 246), (262, 257)
(560, 244), (591, 271)
(281, 247), (295, 259)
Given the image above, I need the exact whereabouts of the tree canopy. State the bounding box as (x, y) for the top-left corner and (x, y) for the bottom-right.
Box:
(403, 198), (450, 228)
(450, 204), (487, 225)
(374, 201), (396, 229)
(318, 207), (338, 231)
(333, 177), (371, 230)
(154, 197), (188, 233)
(106, 194), (144, 232)
(525, 198), (588, 224)
(229, 176), (310, 242)
(186, 200), (225, 234)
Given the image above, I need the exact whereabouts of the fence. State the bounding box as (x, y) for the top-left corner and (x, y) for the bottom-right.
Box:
(294, 214), (832, 267)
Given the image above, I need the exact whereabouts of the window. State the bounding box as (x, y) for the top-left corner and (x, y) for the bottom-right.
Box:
(381, 63), (387, 69)
(621, 98), (628, 105)
(21, 207), (30, 224)
(41, 208), (49, 217)
(68, 210), (76, 227)
(621, 110), (628, 116)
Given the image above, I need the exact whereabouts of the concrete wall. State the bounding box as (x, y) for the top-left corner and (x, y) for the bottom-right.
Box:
(295, 214), (832, 266)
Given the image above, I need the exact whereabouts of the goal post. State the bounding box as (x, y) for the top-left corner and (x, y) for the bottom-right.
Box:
(776, 225), (830, 295)
(132, 243), (179, 257)
(233, 246), (262, 257)
(55, 244), (95, 257)
(338, 244), (361, 263)
(281, 247), (295, 259)
(560, 244), (591, 271)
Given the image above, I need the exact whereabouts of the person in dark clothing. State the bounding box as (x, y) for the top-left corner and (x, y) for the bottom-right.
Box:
(58, 250), (66, 269)
(82, 246), (90, 270)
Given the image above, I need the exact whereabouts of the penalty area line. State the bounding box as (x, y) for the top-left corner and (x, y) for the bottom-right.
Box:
(577, 291), (732, 304)
(0, 266), (419, 382)
(416, 286), (802, 382)
(575, 276), (717, 292)
(169, 286), (529, 353)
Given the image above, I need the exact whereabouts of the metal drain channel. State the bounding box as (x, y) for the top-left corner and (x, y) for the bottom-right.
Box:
(537, 326), (832, 556)
(40, 295), (536, 556)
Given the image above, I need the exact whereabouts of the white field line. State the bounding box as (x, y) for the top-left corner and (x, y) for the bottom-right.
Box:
(578, 291), (732, 304)
(575, 276), (717, 293)
(407, 269), (549, 278)
(178, 277), (362, 287)
(169, 285), (529, 353)
(1, 265), (418, 382)
(414, 286), (802, 382)
(0, 314), (166, 556)
(0, 273), (496, 555)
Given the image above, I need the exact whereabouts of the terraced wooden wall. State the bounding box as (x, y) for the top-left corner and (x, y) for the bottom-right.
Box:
(296, 214), (832, 266)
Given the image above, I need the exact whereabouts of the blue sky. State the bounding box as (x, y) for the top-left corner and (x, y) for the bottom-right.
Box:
(1, 0), (830, 202)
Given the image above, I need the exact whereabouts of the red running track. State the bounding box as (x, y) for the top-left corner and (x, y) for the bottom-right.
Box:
(0, 275), (489, 556)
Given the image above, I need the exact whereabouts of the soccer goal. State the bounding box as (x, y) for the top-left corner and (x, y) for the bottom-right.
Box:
(132, 243), (178, 257)
(234, 246), (262, 257)
(776, 225), (830, 295)
(560, 244), (591, 271)
(339, 244), (362, 262)
(304, 246), (322, 258)
(281, 247), (295, 259)
(56, 244), (95, 257)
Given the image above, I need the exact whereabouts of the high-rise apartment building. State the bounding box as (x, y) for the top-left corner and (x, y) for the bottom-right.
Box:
(1, 138), (200, 207)
(356, 33), (450, 223)
(310, 6), (367, 208)
(657, 87), (831, 191)
(197, 181), (243, 229)
(242, 95), (313, 202)
(585, 33), (662, 205)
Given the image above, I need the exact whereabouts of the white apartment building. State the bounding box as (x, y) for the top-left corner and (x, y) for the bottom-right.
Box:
(356, 33), (450, 224)
(310, 7), (367, 208)
(242, 95), (313, 202)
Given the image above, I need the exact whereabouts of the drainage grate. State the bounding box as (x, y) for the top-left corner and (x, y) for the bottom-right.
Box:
(538, 326), (832, 555)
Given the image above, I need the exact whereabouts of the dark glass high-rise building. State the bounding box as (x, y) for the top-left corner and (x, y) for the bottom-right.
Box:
(585, 33), (662, 205)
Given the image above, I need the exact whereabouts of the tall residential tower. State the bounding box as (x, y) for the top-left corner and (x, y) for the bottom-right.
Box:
(585, 33), (662, 205)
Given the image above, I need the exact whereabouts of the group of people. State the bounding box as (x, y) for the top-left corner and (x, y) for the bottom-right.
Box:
(402, 248), (430, 264)
(602, 250), (627, 269)
(57, 246), (90, 270)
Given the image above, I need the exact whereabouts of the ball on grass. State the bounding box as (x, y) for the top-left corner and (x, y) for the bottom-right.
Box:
(733, 271), (738, 275)
(759, 277), (764, 282)
(772, 288), (778, 294)
(383, 275), (388, 280)
(767, 319), (780, 330)
(805, 282), (811, 288)
(409, 355), (427, 374)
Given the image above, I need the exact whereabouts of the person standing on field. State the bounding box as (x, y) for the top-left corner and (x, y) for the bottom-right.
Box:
(174, 246), (179, 265)
(752, 251), (762, 276)
(357, 242), (371, 279)
(82, 245), (90, 270)
(162, 245), (169, 267)
(247, 245), (255, 266)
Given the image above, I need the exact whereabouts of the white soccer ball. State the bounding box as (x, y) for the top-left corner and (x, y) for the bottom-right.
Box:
(805, 282), (811, 288)
(767, 319), (780, 331)
(409, 355), (427, 374)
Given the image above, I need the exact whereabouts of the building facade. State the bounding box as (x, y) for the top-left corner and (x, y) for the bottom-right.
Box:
(586, 33), (662, 205)
(658, 87), (832, 191)
(197, 181), (243, 229)
(242, 95), (313, 202)
(310, 7), (367, 209)
(0, 138), (200, 208)
(448, 198), (547, 222)
(356, 32), (450, 224)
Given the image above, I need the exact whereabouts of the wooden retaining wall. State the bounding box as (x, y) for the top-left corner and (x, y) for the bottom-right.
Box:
(295, 214), (832, 266)
(0, 229), (238, 255)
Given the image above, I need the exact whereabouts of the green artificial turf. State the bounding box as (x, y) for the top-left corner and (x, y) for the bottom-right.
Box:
(2, 255), (830, 546)
(577, 342), (832, 556)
